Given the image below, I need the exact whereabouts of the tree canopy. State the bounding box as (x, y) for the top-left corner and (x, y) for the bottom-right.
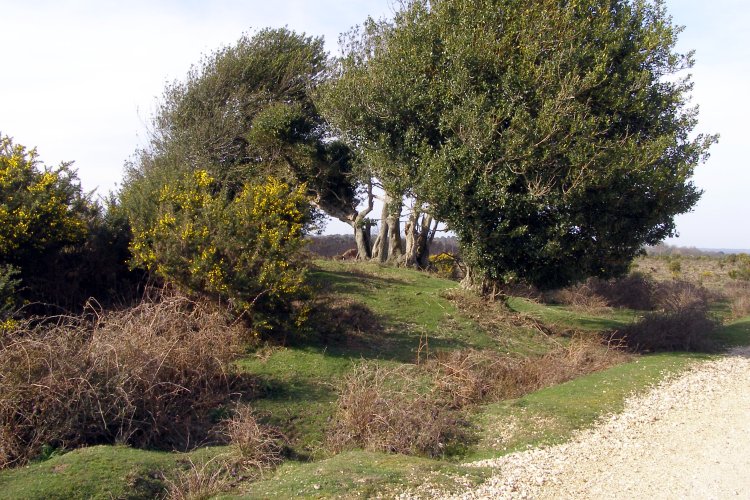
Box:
(120, 28), (344, 326)
(123, 28), (361, 234)
(325, 0), (716, 289)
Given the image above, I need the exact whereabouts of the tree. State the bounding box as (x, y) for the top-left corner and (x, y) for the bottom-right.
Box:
(124, 28), (372, 259)
(329, 0), (715, 289)
(320, 18), (437, 266)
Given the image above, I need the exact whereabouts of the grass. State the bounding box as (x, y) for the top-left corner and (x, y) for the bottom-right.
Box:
(468, 352), (709, 460)
(220, 450), (491, 499)
(0, 445), (227, 500)
(2, 258), (748, 499)
(506, 296), (639, 331)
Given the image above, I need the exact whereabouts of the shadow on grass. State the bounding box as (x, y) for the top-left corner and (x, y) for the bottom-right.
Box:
(717, 316), (750, 347)
(308, 269), (410, 296)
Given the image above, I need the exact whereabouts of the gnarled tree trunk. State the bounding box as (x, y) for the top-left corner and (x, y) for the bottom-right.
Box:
(403, 204), (438, 269)
(385, 191), (403, 263)
(371, 200), (390, 263)
(353, 181), (374, 260)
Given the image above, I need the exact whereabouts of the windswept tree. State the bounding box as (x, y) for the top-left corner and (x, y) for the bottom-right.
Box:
(320, 18), (441, 267)
(123, 28), (374, 259)
(326, 0), (715, 289)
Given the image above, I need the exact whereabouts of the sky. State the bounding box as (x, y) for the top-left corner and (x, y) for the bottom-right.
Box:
(1, 0), (748, 249)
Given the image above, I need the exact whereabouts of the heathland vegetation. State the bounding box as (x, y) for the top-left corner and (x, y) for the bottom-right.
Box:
(1, 0), (746, 498)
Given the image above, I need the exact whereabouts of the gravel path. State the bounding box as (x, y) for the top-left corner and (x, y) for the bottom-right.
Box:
(407, 348), (750, 499)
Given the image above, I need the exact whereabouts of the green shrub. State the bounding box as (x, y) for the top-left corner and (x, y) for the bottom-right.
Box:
(0, 265), (19, 328)
(668, 259), (682, 274)
(609, 307), (719, 353)
(127, 170), (313, 333)
(0, 135), (138, 313)
(0, 135), (90, 310)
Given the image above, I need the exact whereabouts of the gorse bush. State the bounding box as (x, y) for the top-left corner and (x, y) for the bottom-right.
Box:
(0, 135), (139, 315)
(0, 292), (252, 468)
(127, 170), (313, 333)
(0, 136), (88, 260)
(0, 135), (88, 313)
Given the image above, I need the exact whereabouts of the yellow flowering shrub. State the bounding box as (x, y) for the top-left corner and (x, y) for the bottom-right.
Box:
(0, 135), (90, 317)
(429, 252), (459, 279)
(129, 170), (312, 332)
(0, 136), (87, 256)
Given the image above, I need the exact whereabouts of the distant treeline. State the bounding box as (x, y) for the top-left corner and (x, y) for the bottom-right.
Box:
(306, 234), (460, 258)
(646, 243), (750, 258)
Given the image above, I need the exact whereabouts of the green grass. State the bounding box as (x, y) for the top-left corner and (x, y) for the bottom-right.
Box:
(220, 450), (491, 499)
(3, 260), (747, 499)
(468, 352), (707, 460)
(0, 445), (227, 500)
(506, 296), (640, 331)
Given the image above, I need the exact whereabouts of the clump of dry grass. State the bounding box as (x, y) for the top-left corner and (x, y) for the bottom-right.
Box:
(328, 338), (626, 458)
(723, 282), (750, 319)
(0, 291), (253, 469)
(652, 280), (714, 313)
(552, 274), (654, 310)
(327, 363), (470, 458)
(223, 405), (284, 474)
(546, 283), (611, 313)
(165, 458), (229, 500)
(429, 337), (627, 408)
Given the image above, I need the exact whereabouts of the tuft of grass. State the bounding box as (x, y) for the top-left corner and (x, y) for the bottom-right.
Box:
(327, 363), (471, 458)
(165, 457), (229, 500)
(223, 405), (284, 474)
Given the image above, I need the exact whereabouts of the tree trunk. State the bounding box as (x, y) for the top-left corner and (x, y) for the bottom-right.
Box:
(353, 180), (374, 260)
(354, 224), (372, 260)
(404, 207), (437, 269)
(371, 200), (389, 263)
(460, 264), (483, 291)
(310, 180), (373, 260)
(415, 214), (437, 269)
(385, 192), (403, 263)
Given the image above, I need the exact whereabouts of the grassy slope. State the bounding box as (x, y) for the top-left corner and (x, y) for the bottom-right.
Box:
(2, 260), (748, 499)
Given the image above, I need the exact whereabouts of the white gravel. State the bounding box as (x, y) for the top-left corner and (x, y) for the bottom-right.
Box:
(403, 347), (750, 499)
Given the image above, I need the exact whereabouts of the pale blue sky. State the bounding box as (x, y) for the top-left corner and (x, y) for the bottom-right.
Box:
(1, 1), (747, 249)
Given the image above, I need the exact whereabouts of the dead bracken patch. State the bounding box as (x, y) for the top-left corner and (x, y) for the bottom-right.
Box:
(328, 337), (627, 459)
(0, 291), (255, 469)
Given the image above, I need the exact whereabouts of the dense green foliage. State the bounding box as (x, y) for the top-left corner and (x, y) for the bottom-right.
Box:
(0, 137), (87, 258)
(128, 170), (313, 327)
(0, 135), (140, 316)
(123, 28), (361, 232)
(326, 0), (715, 289)
(120, 28), (371, 327)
